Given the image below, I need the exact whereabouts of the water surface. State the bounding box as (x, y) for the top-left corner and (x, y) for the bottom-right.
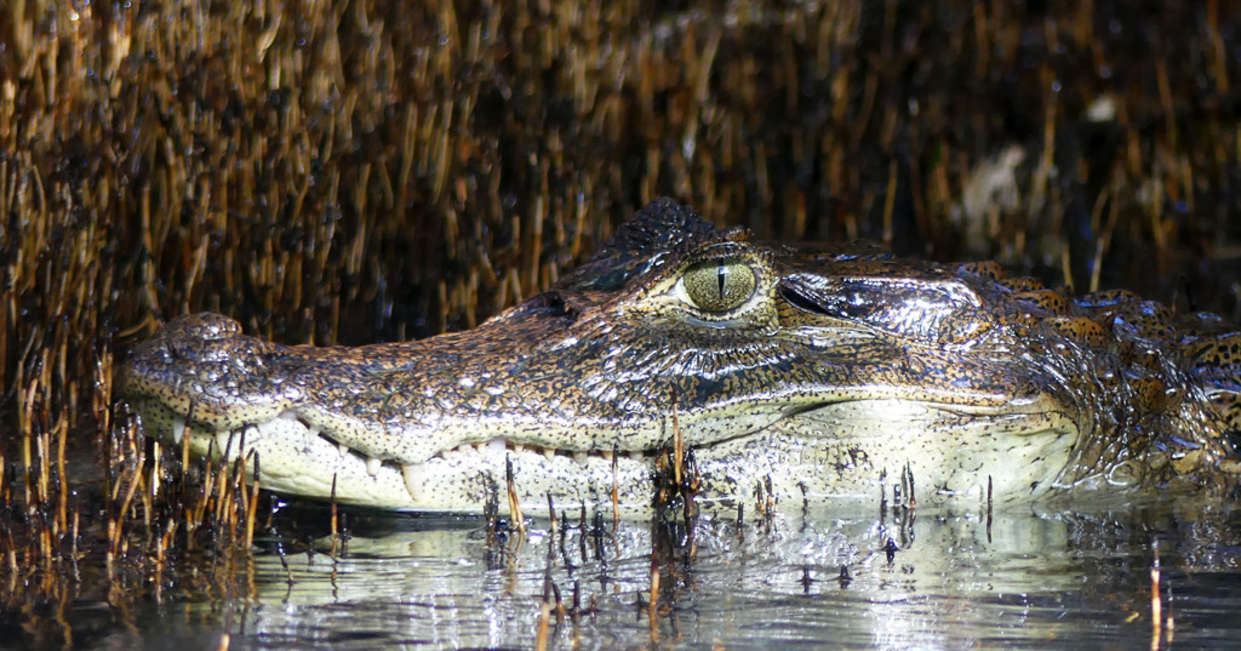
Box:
(91, 493), (1241, 649)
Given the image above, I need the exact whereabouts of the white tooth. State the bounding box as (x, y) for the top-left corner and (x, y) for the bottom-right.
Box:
(573, 452), (588, 465)
(629, 451), (644, 461)
(215, 430), (233, 459)
(473, 442), (485, 453)
(338, 442), (349, 457)
(367, 456), (382, 477)
(542, 447), (555, 462)
(486, 439), (506, 456)
(401, 463), (427, 499)
(171, 418), (186, 445)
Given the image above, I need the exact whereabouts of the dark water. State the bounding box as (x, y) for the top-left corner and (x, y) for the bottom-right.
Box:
(82, 493), (1241, 649)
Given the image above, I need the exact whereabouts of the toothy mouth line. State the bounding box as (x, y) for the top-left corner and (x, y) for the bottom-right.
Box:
(321, 429), (657, 477)
(170, 410), (660, 479)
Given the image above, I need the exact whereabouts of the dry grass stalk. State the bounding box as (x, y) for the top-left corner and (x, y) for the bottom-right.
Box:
(2, 1), (1241, 644)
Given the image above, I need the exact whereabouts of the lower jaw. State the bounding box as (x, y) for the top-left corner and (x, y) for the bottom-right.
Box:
(133, 400), (1075, 515)
(142, 406), (661, 514)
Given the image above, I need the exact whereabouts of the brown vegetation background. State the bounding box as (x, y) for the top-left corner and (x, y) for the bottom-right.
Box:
(1, 1), (1240, 641)
(3, 0), (1241, 454)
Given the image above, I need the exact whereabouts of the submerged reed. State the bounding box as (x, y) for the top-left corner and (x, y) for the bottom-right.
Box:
(2, 0), (1240, 646)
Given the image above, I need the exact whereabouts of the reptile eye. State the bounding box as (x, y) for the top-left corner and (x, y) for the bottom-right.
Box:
(682, 260), (757, 312)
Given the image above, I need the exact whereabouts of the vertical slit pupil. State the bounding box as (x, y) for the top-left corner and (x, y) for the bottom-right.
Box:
(717, 263), (726, 298)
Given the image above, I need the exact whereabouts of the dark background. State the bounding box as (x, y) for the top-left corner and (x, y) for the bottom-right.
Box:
(3, 0), (1241, 446)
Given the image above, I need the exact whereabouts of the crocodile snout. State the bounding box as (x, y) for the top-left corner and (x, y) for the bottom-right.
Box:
(119, 313), (298, 430)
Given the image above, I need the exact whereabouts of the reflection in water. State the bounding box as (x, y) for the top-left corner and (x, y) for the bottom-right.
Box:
(117, 495), (1241, 648)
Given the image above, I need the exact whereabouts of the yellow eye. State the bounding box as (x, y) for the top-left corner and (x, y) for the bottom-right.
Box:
(682, 260), (757, 312)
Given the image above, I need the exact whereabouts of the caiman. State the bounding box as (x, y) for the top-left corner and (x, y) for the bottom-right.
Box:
(118, 199), (1241, 514)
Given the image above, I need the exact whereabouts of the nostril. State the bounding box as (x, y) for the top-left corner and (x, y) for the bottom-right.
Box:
(161, 313), (247, 362)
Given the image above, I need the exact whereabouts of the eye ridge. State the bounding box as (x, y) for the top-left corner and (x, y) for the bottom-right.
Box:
(683, 259), (757, 313)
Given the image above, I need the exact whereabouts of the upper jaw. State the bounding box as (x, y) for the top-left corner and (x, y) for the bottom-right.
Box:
(118, 313), (302, 431)
(117, 311), (742, 466)
(119, 310), (1047, 467)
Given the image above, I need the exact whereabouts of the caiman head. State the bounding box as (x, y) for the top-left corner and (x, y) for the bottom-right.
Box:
(118, 199), (1241, 513)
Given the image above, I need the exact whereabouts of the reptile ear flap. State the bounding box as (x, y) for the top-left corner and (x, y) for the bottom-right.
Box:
(1205, 391), (1241, 463)
(1185, 332), (1241, 458)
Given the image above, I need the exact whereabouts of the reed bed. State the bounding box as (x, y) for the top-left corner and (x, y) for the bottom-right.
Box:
(2, 0), (1240, 646)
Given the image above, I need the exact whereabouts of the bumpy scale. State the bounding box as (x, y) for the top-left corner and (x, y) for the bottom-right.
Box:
(118, 199), (1241, 514)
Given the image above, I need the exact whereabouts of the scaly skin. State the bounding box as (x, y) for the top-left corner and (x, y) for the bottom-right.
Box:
(118, 199), (1241, 513)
